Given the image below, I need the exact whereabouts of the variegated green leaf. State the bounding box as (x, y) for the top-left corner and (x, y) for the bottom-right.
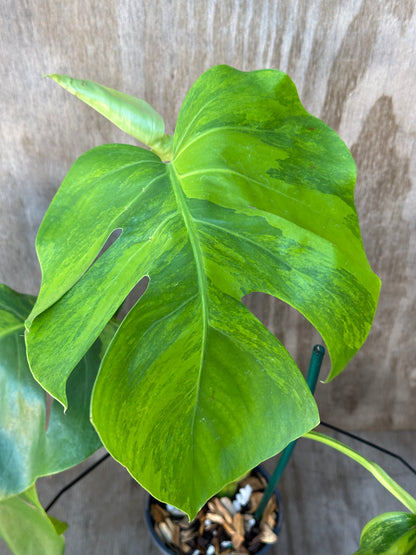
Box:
(26, 65), (380, 517)
(354, 512), (416, 554)
(0, 485), (66, 555)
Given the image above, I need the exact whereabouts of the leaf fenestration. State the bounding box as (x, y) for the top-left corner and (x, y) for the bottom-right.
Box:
(26, 66), (380, 517)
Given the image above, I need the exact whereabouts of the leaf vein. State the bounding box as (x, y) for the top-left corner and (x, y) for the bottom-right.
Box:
(174, 125), (272, 160)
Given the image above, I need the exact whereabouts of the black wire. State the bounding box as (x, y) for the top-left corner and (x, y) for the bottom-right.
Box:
(320, 421), (416, 476)
(45, 453), (110, 512)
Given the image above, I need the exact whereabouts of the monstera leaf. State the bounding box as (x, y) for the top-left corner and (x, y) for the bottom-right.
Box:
(0, 284), (104, 500)
(25, 65), (380, 516)
(354, 512), (416, 554)
(0, 485), (66, 555)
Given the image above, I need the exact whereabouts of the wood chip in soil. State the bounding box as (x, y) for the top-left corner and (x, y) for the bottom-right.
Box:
(150, 469), (279, 554)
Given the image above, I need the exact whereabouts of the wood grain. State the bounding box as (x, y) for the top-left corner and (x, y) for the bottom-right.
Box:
(1, 0), (415, 429)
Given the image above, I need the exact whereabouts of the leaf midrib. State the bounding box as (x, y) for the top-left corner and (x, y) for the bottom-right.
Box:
(168, 164), (209, 475)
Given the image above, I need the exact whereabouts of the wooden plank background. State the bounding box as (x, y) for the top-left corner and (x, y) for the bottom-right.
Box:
(0, 0), (415, 432)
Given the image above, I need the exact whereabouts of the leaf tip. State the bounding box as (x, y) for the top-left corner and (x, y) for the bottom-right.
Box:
(45, 73), (62, 83)
(24, 329), (69, 412)
(46, 74), (78, 96)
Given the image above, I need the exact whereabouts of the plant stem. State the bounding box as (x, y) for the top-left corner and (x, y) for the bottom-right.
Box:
(303, 431), (416, 513)
(152, 134), (174, 161)
(254, 345), (325, 520)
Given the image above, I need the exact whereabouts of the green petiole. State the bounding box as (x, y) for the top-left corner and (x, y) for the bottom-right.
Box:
(303, 431), (416, 513)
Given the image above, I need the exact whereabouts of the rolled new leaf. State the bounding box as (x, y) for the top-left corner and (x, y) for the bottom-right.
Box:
(26, 65), (380, 517)
(48, 74), (173, 160)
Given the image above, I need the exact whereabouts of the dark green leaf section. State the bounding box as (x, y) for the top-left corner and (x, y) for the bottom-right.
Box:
(0, 485), (65, 555)
(26, 65), (380, 516)
(0, 285), (102, 500)
(354, 512), (416, 554)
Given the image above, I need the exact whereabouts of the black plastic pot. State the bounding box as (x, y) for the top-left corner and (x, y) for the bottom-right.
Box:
(145, 466), (282, 555)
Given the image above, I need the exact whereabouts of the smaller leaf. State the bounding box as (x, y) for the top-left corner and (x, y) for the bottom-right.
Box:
(48, 74), (173, 160)
(0, 284), (108, 499)
(353, 512), (416, 554)
(0, 485), (65, 555)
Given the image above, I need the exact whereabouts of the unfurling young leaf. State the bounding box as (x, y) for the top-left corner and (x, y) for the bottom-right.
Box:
(47, 74), (173, 160)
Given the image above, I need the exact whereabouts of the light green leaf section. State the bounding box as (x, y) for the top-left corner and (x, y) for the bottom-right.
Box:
(353, 512), (416, 555)
(26, 65), (380, 517)
(48, 74), (173, 160)
(48, 515), (68, 536)
(0, 485), (65, 555)
(0, 284), (102, 500)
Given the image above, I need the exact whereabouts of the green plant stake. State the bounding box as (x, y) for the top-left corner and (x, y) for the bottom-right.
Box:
(255, 344), (325, 521)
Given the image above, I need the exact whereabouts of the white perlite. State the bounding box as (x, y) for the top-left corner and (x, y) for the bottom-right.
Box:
(233, 483), (253, 512)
